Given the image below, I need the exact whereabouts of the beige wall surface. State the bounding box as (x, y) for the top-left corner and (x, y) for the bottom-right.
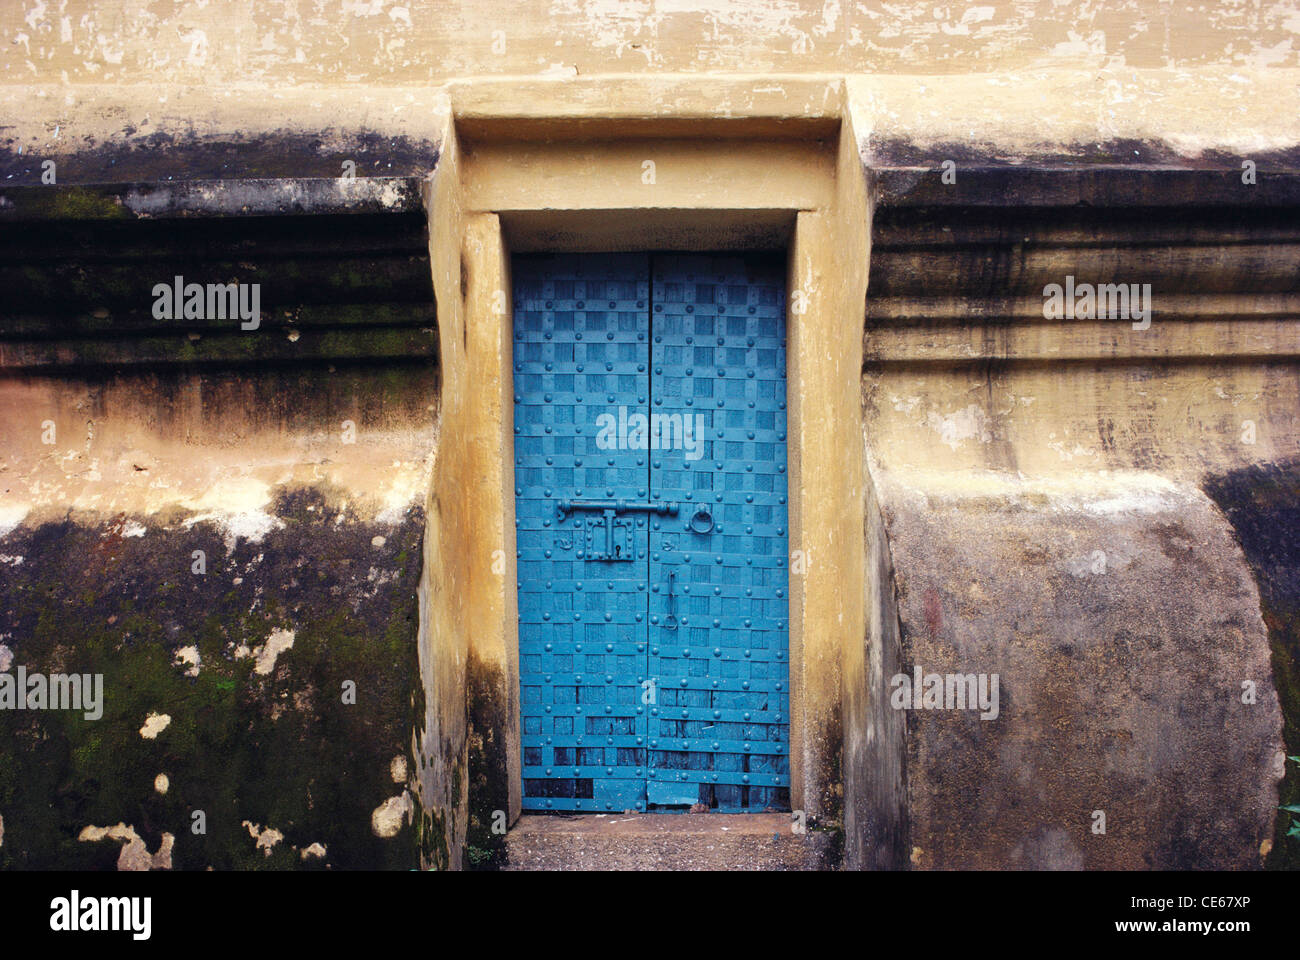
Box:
(4, 0), (1300, 83)
(3, 1), (1299, 164)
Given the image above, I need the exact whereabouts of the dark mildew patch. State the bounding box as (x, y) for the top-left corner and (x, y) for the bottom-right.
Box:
(1204, 459), (1300, 870)
(0, 489), (424, 869)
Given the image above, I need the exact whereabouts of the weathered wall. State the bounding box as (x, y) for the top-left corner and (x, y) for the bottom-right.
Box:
(416, 107), (526, 869)
(877, 469), (1283, 869)
(1205, 460), (1300, 869)
(0, 200), (439, 869)
(0, 366), (436, 869)
(842, 420), (908, 870)
(862, 189), (1299, 868)
(4, 0), (1299, 81)
(4, 0), (1300, 182)
(1, 0), (1298, 873)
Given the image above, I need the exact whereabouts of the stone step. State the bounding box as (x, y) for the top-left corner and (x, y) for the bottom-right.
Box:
(503, 813), (835, 871)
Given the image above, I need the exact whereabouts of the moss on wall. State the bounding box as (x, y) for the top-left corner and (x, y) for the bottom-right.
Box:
(0, 487), (423, 870)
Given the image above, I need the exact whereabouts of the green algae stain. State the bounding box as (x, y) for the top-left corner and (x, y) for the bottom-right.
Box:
(0, 495), (424, 871)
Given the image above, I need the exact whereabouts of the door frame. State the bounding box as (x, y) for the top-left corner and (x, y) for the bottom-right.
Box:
(421, 78), (870, 850)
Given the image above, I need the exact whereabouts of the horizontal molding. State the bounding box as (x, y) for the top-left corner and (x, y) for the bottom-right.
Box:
(0, 117), (439, 184)
(0, 177), (425, 222)
(2, 256), (435, 310)
(872, 213), (1300, 249)
(0, 218), (430, 265)
(863, 317), (1300, 366)
(0, 325), (438, 371)
(449, 74), (843, 142)
(0, 302), (436, 340)
(0, 186), (436, 371)
(868, 244), (1300, 297)
(875, 166), (1300, 208)
(868, 294), (1300, 325)
(867, 174), (1300, 365)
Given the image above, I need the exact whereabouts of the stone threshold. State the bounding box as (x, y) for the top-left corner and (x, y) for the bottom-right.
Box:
(503, 813), (835, 871)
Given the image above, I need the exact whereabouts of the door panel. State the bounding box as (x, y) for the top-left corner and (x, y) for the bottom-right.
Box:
(514, 254), (651, 812)
(648, 254), (790, 812)
(513, 252), (789, 814)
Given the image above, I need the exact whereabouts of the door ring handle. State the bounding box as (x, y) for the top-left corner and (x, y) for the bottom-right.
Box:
(689, 507), (714, 534)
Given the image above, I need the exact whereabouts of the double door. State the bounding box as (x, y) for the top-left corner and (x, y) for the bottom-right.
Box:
(513, 252), (789, 813)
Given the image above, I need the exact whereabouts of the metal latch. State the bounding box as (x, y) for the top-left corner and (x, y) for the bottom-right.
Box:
(557, 499), (679, 563)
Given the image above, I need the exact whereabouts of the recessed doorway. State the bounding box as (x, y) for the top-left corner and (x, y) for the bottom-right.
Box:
(512, 252), (791, 813)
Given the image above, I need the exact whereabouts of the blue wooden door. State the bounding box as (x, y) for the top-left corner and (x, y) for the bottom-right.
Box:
(514, 253), (789, 813)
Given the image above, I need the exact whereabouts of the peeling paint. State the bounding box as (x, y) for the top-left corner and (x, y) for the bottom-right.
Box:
(138, 712), (171, 740)
(371, 791), (413, 838)
(182, 478), (286, 554)
(242, 820), (285, 857)
(173, 645), (201, 678)
(925, 404), (993, 449)
(2, 0), (1298, 88)
(78, 823), (173, 871)
(252, 628), (295, 676)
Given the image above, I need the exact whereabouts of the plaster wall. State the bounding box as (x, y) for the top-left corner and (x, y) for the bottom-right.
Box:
(0, 0), (1297, 872)
(0, 364), (436, 868)
(859, 192), (1300, 866)
(4, 0), (1300, 82)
